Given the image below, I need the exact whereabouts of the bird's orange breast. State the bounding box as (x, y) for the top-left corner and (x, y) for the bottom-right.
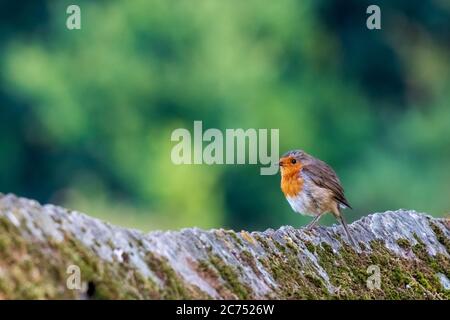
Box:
(280, 164), (303, 197)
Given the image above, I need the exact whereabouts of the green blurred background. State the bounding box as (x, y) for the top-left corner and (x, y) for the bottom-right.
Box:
(1, 0), (449, 231)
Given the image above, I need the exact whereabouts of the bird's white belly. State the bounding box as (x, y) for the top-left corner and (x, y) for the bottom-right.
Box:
(286, 192), (316, 217)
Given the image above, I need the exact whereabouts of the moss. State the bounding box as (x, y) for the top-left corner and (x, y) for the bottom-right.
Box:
(315, 243), (370, 298)
(392, 267), (410, 286)
(311, 238), (450, 299)
(239, 250), (261, 276)
(430, 222), (450, 253)
(396, 238), (411, 250)
(194, 260), (234, 299)
(0, 215), (177, 299)
(1, 207), (449, 300)
(321, 242), (333, 255)
(414, 271), (432, 290)
(304, 241), (316, 253)
(146, 253), (184, 299)
(55, 235), (162, 299)
(1, 212), (217, 300)
(304, 272), (325, 288)
(255, 239), (332, 299)
(240, 231), (256, 245)
(146, 252), (206, 299)
(272, 239), (287, 253)
(226, 231), (243, 246)
(412, 241), (426, 257)
(285, 239), (300, 254)
(208, 253), (251, 299)
(256, 234), (449, 300)
(254, 235), (271, 252)
(0, 216), (73, 299)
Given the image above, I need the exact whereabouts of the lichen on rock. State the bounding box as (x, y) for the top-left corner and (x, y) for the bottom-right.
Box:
(0, 193), (448, 299)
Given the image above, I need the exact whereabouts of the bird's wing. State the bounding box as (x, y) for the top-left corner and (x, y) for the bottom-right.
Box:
(302, 159), (352, 209)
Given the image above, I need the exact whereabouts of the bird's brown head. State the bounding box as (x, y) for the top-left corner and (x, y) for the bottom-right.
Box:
(279, 149), (306, 178)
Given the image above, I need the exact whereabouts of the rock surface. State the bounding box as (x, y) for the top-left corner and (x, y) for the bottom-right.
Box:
(0, 193), (449, 299)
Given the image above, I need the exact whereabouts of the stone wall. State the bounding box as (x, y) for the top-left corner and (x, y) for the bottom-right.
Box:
(0, 193), (448, 299)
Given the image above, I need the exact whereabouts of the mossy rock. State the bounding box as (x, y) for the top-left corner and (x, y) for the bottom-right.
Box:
(0, 194), (449, 299)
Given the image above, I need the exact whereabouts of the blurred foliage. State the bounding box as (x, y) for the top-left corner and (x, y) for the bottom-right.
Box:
(0, 0), (449, 231)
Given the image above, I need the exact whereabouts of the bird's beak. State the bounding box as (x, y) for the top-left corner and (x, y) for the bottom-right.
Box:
(279, 161), (284, 167)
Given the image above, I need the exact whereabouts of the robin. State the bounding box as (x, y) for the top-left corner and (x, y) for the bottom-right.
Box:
(279, 149), (355, 245)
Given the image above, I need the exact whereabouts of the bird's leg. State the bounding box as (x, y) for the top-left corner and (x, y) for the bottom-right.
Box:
(331, 205), (356, 246)
(306, 214), (322, 231)
(337, 214), (356, 246)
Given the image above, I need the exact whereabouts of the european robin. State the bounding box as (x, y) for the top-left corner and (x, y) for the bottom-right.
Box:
(279, 149), (355, 245)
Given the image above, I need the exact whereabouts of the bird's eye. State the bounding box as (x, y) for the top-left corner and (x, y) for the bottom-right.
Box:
(291, 158), (297, 164)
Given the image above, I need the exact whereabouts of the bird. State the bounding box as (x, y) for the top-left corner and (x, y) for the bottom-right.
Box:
(279, 149), (355, 245)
